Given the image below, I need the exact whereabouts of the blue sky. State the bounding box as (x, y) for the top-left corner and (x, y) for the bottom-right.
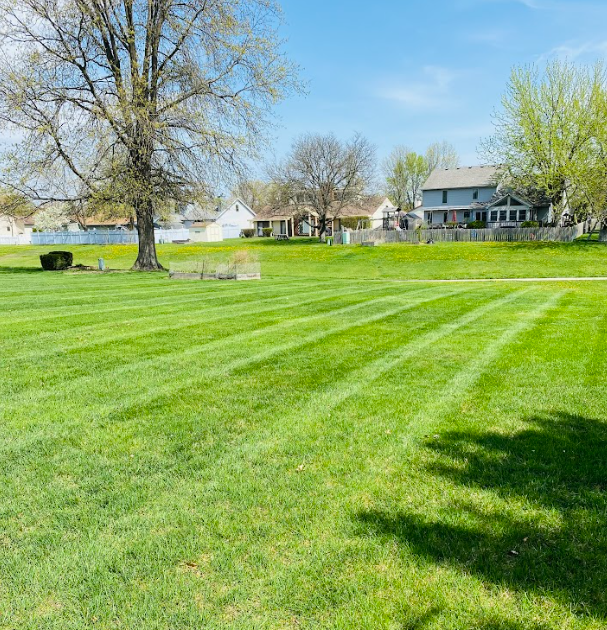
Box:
(270, 0), (607, 168)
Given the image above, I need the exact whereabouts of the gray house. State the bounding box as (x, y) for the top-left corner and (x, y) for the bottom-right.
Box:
(421, 165), (551, 227)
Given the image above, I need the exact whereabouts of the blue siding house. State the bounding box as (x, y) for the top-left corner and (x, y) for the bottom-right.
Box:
(421, 165), (551, 227)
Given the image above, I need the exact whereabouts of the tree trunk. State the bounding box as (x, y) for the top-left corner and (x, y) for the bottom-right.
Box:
(318, 215), (327, 242)
(132, 197), (163, 270)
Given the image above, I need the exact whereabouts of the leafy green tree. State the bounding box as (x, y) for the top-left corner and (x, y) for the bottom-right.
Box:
(481, 61), (606, 219)
(383, 147), (427, 210)
(0, 0), (299, 269)
(383, 141), (460, 211)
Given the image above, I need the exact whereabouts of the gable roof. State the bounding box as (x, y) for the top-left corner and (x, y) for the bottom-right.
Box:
(486, 192), (533, 209)
(217, 197), (256, 219)
(422, 165), (502, 191)
(334, 196), (392, 218)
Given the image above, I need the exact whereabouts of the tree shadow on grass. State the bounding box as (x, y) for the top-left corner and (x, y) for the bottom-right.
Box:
(356, 413), (607, 620)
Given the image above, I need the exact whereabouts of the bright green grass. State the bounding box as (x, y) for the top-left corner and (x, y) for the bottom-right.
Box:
(1, 256), (607, 629)
(1, 237), (607, 279)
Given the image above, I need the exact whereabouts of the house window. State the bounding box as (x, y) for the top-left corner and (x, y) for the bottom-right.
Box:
(426, 212), (433, 224)
(473, 189), (479, 200)
(6, 227), (10, 232)
(443, 212), (448, 223)
(518, 209), (527, 221)
(499, 210), (507, 221)
(463, 211), (470, 220)
(490, 210), (498, 222)
(235, 205), (239, 212)
(509, 209), (517, 222)
(442, 191), (448, 204)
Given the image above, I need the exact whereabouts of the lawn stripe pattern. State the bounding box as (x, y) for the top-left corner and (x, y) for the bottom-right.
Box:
(2, 285), (460, 417)
(1, 268), (605, 630)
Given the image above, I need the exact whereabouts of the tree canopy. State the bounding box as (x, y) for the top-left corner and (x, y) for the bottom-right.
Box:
(272, 133), (376, 239)
(383, 141), (460, 210)
(481, 60), (607, 223)
(0, 0), (299, 268)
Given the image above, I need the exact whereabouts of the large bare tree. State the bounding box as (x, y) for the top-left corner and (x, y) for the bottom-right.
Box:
(0, 0), (298, 269)
(425, 141), (460, 173)
(272, 133), (375, 240)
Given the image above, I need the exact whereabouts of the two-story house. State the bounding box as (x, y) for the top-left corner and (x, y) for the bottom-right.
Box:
(421, 165), (552, 227)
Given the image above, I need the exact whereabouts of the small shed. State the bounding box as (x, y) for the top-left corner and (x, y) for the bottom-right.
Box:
(189, 221), (223, 243)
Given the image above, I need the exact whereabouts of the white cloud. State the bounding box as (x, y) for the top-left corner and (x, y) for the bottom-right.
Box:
(469, 0), (604, 9)
(539, 40), (607, 61)
(378, 66), (462, 112)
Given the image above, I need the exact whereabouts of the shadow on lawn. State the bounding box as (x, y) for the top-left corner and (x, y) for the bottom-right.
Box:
(356, 412), (607, 620)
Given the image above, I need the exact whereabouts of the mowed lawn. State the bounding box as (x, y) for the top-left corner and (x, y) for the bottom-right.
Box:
(1, 245), (607, 629)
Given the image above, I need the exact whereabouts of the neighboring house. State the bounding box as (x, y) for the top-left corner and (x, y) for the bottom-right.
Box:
(189, 221), (223, 242)
(178, 197), (256, 238)
(0, 214), (35, 237)
(252, 196), (407, 236)
(78, 217), (133, 232)
(421, 165), (552, 227)
(370, 197), (398, 229)
(253, 207), (317, 237)
(335, 196), (396, 231)
(216, 198), (256, 238)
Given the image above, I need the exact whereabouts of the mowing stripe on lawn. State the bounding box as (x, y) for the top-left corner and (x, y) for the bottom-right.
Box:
(393, 291), (567, 443)
(99, 287), (483, 426)
(4, 286), (464, 419)
(0, 276), (328, 311)
(4, 282), (402, 363)
(220, 288), (539, 464)
(0, 279), (321, 325)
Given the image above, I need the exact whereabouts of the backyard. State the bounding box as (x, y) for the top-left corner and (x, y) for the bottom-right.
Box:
(1, 240), (606, 629)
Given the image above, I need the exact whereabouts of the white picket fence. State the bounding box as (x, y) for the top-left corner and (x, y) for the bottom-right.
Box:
(30, 228), (190, 246)
(337, 224), (585, 245)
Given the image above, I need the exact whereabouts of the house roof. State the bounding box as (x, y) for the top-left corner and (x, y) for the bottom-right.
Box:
(254, 196), (391, 221)
(253, 206), (319, 221)
(181, 203), (218, 222)
(422, 165), (502, 191)
(84, 216), (131, 227)
(472, 190), (552, 210)
(217, 197), (256, 219)
(333, 196), (392, 218)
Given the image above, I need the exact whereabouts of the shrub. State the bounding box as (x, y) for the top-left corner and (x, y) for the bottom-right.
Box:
(466, 220), (486, 229)
(340, 216), (370, 230)
(240, 229), (255, 238)
(521, 220), (539, 228)
(262, 227), (273, 237)
(40, 250), (73, 270)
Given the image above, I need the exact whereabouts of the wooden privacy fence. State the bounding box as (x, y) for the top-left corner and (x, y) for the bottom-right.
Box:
(336, 224), (585, 245)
